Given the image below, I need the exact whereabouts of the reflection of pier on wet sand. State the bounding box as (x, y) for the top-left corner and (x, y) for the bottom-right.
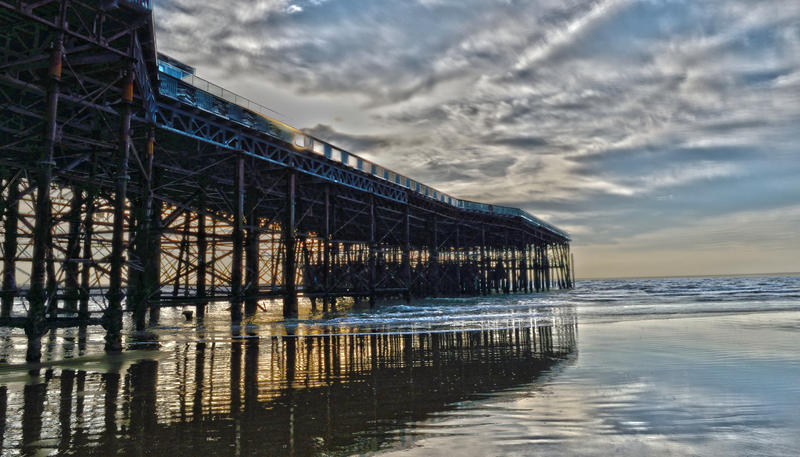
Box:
(0, 314), (577, 455)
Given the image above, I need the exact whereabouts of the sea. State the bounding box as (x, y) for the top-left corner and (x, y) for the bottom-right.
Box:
(0, 274), (798, 456)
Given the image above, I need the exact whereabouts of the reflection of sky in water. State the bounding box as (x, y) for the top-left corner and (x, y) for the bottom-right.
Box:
(377, 311), (800, 456)
(0, 275), (798, 455)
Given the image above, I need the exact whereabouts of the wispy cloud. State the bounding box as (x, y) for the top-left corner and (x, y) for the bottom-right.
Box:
(154, 0), (800, 276)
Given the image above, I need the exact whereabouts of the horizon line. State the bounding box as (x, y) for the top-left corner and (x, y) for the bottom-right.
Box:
(575, 271), (800, 281)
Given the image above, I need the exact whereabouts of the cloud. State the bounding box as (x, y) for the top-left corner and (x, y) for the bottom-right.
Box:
(154, 0), (800, 277)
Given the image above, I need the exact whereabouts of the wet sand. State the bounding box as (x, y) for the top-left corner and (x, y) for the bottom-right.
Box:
(0, 275), (798, 456)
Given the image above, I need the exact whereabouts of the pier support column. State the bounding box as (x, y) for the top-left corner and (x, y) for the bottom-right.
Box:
(429, 216), (439, 296)
(283, 171), (298, 318)
(231, 155), (245, 324)
(322, 185), (331, 311)
(368, 195), (376, 307)
(544, 245), (551, 291)
(132, 130), (155, 331)
(244, 184), (259, 318)
(26, 34), (64, 362)
(103, 66), (135, 353)
(148, 197), (162, 325)
(511, 240), (518, 293)
(521, 241), (529, 293)
(479, 226), (487, 296)
(63, 187), (82, 313)
(534, 243), (541, 292)
(565, 245), (574, 288)
(196, 199), (207, 321)
(79, 154), (97, 320)
(1, 174), (19, 318)
(571, 252), (576, 289)
(402, 204), (411, 302)
(455, 224), (462, 295)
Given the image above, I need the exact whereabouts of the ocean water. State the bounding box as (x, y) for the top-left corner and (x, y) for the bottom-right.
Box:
(0, 275), (798, 456)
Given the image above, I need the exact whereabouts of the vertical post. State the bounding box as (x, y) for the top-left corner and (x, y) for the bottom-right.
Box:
(368, 195), (376, 307)
(571, 251), (576, 288)
(511, 239), (518, 293)
(322, 185), (331, 312)
(26, 32), (64, 362)
(502, 232), (509, 293)
(455, 223), (462, 295)
(480, 225), (487, 295)
(402, 204), (411, 302)
(126, 195), (139, 309)
(429, 216), (438, 296)
(79, 153), (97, 319)
(520, 241), (528, 293)
(495, 247), (501, 293)
(534, 243), (541, 292)
(103, 64), (135, 352)
(544, 244), (551, 291)
(196, 202), (207, 320)
(539, 243), (545, 291)
(283, 171), (297, 318)
(565, 244), (573, 288)
(1, 174), (19, 317)
(530, 243), (535, 293)
(63, 187), (82, 313)
(244, 184), (259, 318)
(132, 129), (155, 331)
(45, 228), (57, 317)
(172, 212), (189, 298)
(210, 218), (217, 298)
(231, 155), (245, 324)
(148, 197), (162, 325)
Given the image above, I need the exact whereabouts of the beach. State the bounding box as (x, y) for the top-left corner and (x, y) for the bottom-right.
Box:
(0, 275), (798, 456)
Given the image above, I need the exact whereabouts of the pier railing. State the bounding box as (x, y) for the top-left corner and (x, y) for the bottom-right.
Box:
(122, 0), (151, 10)
(157, 60), (570, 240)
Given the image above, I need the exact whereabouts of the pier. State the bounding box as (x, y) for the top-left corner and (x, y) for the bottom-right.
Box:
(0, 0), (573, 361)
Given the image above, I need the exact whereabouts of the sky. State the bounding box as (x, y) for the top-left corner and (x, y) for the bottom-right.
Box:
(152, 0), (800, 279)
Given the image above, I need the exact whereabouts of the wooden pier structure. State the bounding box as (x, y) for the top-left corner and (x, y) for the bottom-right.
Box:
(0, 0), (573, 361)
